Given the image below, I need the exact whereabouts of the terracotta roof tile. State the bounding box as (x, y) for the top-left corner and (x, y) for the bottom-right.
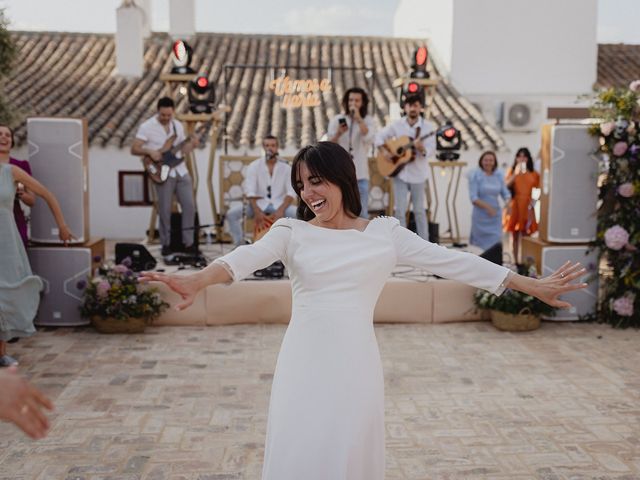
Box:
(7, 31), (505, 151)
(597, 44), (640, 89)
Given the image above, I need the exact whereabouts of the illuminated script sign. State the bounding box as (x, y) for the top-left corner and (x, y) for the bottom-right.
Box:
(269, 76), (332, 108)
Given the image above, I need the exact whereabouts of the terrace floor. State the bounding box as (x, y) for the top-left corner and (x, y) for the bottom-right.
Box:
(1, 321), (639, 480)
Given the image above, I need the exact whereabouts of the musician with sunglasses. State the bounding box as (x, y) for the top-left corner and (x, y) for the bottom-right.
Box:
(226, 135), (297, 247)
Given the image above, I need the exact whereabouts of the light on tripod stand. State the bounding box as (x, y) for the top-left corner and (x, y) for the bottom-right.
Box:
(410, 46), (429, 79)
(399, 81), (425, 109)
(170, 40), (195, 74)
(188, 75), (216, 114)
(436, 120), (462, 161)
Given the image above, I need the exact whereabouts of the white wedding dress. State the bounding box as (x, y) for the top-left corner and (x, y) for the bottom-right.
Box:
(216, 216), (509, 480)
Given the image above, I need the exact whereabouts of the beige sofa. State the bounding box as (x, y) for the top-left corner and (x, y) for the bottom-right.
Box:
(154, 278), (482, 326)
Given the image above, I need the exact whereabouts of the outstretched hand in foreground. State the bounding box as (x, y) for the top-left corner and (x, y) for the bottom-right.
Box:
(509, 261), (588, 309)
(0, 366), (54, 439)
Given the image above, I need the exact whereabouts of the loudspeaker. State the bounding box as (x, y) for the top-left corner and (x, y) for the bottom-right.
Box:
(539, 124), (599, 243)
(115, 243), (157, 272)
(27, 117), (89, 244)
(521, 236), (598, 321)
(479, 242), (503, 266)
(170, 210), (199, 251)
(27, 238), (105, 326)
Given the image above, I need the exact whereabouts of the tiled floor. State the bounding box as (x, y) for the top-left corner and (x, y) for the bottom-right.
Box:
(1, 321), (639, 480)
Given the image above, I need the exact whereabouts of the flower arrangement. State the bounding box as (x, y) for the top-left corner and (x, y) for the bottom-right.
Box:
(588, 80), (640, 328)
(79, 257), (168, 324)
(473, 259), (556, 318)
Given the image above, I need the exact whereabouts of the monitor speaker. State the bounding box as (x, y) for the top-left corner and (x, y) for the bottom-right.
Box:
(27, 238), (105, 326)
(115, 243), (157, 272)
(521, 236), (597, 321)
(479, 242), (503, 266)
(27, 117), (89, 244)
(539, 124), (598, 243)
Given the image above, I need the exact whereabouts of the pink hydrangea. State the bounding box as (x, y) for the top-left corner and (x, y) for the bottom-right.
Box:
(604, 225), (629, 250)
(612, 296), (634, 317)
(629, 80), (640, 92)
(600, 121), (615, 136)
(96, 280), (111, 298)
(114, 264), (129, 274)
(618, 182), (635, 197)
(613, 141), (628, 157)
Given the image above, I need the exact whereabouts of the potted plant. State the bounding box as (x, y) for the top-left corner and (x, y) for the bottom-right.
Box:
(473, 259), (556, 331)
(79, 258), (169, 333)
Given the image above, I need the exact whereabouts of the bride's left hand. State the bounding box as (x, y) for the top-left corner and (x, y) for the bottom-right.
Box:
(528, 261), (588, 308)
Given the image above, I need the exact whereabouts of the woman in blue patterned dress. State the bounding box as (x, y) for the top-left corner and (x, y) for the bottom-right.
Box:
(468, 151), (511, 250)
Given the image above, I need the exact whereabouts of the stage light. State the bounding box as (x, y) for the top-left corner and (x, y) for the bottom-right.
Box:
(410, 46), (429, 79)
(436, 120), (462, 161)
(171, 40), (194, 74)
(188, 74), (216, 114)
(399, 81), (425, 109)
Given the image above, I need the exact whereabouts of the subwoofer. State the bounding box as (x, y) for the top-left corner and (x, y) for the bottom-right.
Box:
(27, 117), (89, 244)
(521, 236), (598, 321)
(539, 124), (599, 243)
(27, 238), (105, 326)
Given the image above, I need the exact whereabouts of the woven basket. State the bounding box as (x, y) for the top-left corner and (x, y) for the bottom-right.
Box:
(91, 315), (147, 334)
(491, 310), (540, 332)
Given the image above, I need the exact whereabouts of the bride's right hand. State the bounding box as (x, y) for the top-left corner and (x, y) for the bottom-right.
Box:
(138, 271), (202, 311)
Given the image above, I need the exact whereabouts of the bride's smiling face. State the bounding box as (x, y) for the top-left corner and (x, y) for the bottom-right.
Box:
(296, 161), (344, 222)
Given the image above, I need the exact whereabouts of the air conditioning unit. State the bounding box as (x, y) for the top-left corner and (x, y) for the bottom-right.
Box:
(501, 101), (543, 132)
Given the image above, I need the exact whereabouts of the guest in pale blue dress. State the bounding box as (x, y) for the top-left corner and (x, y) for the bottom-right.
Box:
(468, 151), (511, 250)
(0, 160), (73, 367)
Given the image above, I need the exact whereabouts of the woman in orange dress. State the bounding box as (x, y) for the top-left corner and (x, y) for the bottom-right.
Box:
(503, 147), (539, 264)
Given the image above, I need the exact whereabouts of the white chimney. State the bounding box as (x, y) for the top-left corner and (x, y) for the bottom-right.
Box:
(137, 0), (152, 39)
(169, 0), (195, 39)
(115, 0), (145, 77)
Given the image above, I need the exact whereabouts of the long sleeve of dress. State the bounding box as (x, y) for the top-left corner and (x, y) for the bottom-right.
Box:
(214, 218), (292, 281)
(468, 169), (480, 203)
(390, 218), (510, 294)
(497, 170), (511, 202)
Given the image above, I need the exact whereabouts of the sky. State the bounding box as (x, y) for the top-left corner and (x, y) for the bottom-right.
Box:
(0, 0), (639, 43)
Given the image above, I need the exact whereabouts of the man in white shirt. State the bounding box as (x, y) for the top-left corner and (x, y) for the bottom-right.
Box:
(131, 97), (197, 256)
(327, 87), (376, 218)
(375, 94), (436, 240)
(226, 135), (297, 247)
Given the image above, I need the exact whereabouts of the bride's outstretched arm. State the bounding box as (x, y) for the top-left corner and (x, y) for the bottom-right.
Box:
(139, 262), (231, 311)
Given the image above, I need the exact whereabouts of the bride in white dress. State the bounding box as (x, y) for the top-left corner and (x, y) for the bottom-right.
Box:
(141, 142), (587, 480)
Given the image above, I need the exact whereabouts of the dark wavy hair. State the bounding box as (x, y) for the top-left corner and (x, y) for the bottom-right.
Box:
(478, 150), (498, 172)
(291, 142), (361, 221)
(341, 87), (369, 118)
(510, 147), (534, 173)
(0, 124), (15, 149)
(508, 147), (535, 195)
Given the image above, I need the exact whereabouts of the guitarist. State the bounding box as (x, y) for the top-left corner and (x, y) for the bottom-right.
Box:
(226, 135), (297, 247)
(375, 94), (435, 240)
(326, 87), (376, 218)
(131, 97), (197, 256)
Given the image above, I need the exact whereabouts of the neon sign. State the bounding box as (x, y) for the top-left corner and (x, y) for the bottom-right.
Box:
(268, 76), (332, 108)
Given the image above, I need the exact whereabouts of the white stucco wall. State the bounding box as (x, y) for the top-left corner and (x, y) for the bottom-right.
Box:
(395, 0), (598, 97)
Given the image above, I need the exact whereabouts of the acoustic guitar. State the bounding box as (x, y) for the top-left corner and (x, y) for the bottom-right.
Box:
(142, 121), (212, 184)
(376, 129), (437, 178)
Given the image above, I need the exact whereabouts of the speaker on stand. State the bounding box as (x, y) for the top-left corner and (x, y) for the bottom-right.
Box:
(27, 117), (89, 244)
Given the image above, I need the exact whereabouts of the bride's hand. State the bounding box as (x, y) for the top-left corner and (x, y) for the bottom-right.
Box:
(138, 271), (202, 311)
(527, 261), (588, 308)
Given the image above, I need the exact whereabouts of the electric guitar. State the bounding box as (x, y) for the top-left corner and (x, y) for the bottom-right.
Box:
(142, 121), (212, 184)
(376, 129), (436, 178)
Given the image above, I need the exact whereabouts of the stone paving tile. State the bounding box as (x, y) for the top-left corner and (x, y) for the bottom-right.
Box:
(1, 322), (639, 479)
